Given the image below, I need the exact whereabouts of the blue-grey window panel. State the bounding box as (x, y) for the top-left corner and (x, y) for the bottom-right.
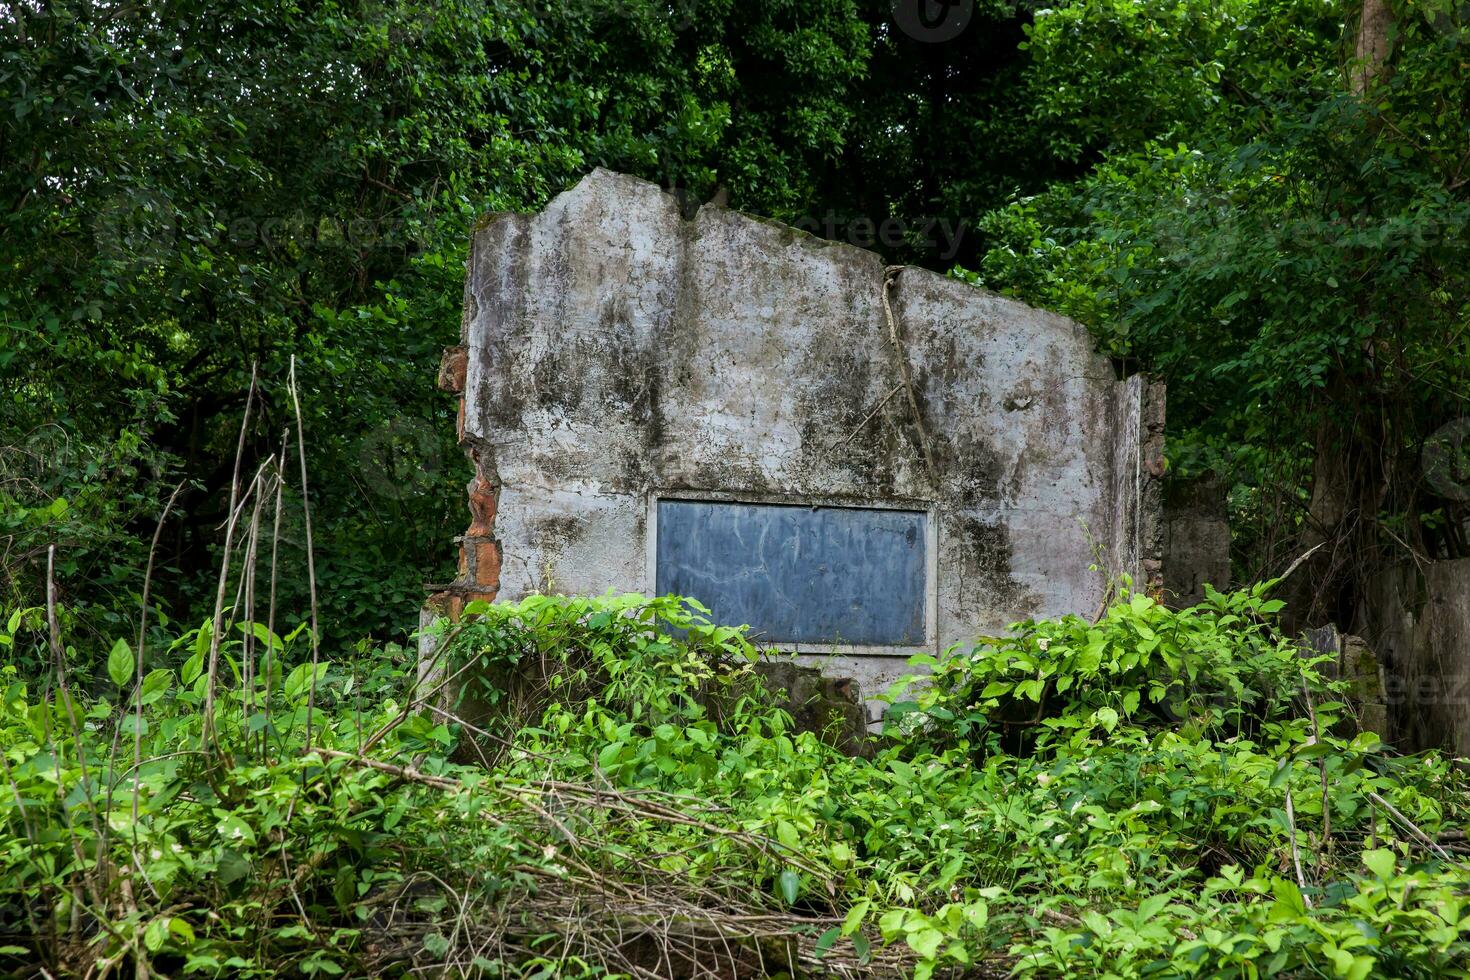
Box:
(655, 499), (927, 646)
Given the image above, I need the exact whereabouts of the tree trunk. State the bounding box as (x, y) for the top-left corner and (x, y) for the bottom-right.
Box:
(1287, 0), (1398, 630)
(1352, 0), (1393, 94)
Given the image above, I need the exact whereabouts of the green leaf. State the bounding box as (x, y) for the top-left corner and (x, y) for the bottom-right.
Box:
(963, 901), (988, 930)
(108, 638), (134, 688)
(217, 849), (251, 886)
(242, 621), (284, 651)
(301, 956), (343, 975)
(1293, 738), (1332, 759)
(1137, 893), (1171, 920)
(879, 909), (907, 942)
(815, 926), (840, 956)
(144, 917), (169, 952)
(1361, 848), (1395, 879)
(216, 814), (256, 846)
(181, 649), (204, 686)
(907, 927), (944, 960)
(1269, 877), (1307, 919)
(777, 869), (800, 905)
(168, 918), (196, 945)
(138, 669), (172, 705)
(283, 662), (328, 702)
(597, 741), (624, 771)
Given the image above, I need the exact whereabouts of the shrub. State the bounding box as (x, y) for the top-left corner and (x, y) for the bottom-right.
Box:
(2, 588), (1467, 978)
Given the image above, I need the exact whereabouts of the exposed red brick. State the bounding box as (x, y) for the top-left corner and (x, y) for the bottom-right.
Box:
(468, 537), (501, 588)
(466, 472), (498, 538)
(438, 346), (468, 393)
(437, 584), (501, 622)
(430, 348), (504, 622)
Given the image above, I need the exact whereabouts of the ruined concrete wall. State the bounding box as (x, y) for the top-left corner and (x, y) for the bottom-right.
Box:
(434, 169), (1162, 708)
(1163, 474), (1231, 608)
(1107, 377), (1167, 604)
(1302, 625), (1391, 740)
(1359, 559), (1470, 756)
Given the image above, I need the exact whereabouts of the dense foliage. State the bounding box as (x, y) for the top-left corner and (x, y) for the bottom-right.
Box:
(15, 0), (1466, 648)
(6, 2), (1470, 977)
(967, 0), (1470, 605)
(0, 0), (876, 649)
(4, 590), (1468, 978)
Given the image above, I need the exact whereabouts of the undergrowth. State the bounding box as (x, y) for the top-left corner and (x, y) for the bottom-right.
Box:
(2, 586), (1468, 978)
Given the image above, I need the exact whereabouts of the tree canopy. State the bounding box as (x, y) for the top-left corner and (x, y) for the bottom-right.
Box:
(3, 0), (1468, 644)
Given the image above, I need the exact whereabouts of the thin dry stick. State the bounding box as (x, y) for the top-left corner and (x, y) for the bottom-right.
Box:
(319, 748), (833, 881)
(0, 737), (47, 954)
(98, 480), (185, 913)
(134, 482), (183, 805)
(1366, 791), (1458, 864)
(834, 382), (903, 448)
(264, 430), (289, 760)
(218, 462), (272, 645)
(1284, 785), (1312, 907)
(1299, 675), (1331, 844)
(241, 460), (274, 746)
(203, 364), (258, 748)
(288, 357), (322, 750)
(1275, 541), (1327, 588)
(357, 621), (475, 754)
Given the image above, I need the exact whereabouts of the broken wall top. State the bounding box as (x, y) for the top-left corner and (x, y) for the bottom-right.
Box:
(447, 168), (1162, 656)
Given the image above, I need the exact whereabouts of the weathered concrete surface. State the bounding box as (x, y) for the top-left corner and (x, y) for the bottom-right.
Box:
(1302, 625), (1391, 739)
(748, 661), (869, 756)
(438, 170), (1162, 717)
(1358, 559), (1470, 756)
(1163, 474), (1231, 608)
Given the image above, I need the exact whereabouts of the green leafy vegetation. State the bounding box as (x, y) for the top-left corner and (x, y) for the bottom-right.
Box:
(967, 0), (1470, 602)
(0, 0), (875, 649)
(5, 1), (1470, 976)
(12, 0), (1466, 649)
(4, 590), (1467, 977)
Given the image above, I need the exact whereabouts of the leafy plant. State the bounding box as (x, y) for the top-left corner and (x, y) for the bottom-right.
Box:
(7, 587), (1466, 978)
